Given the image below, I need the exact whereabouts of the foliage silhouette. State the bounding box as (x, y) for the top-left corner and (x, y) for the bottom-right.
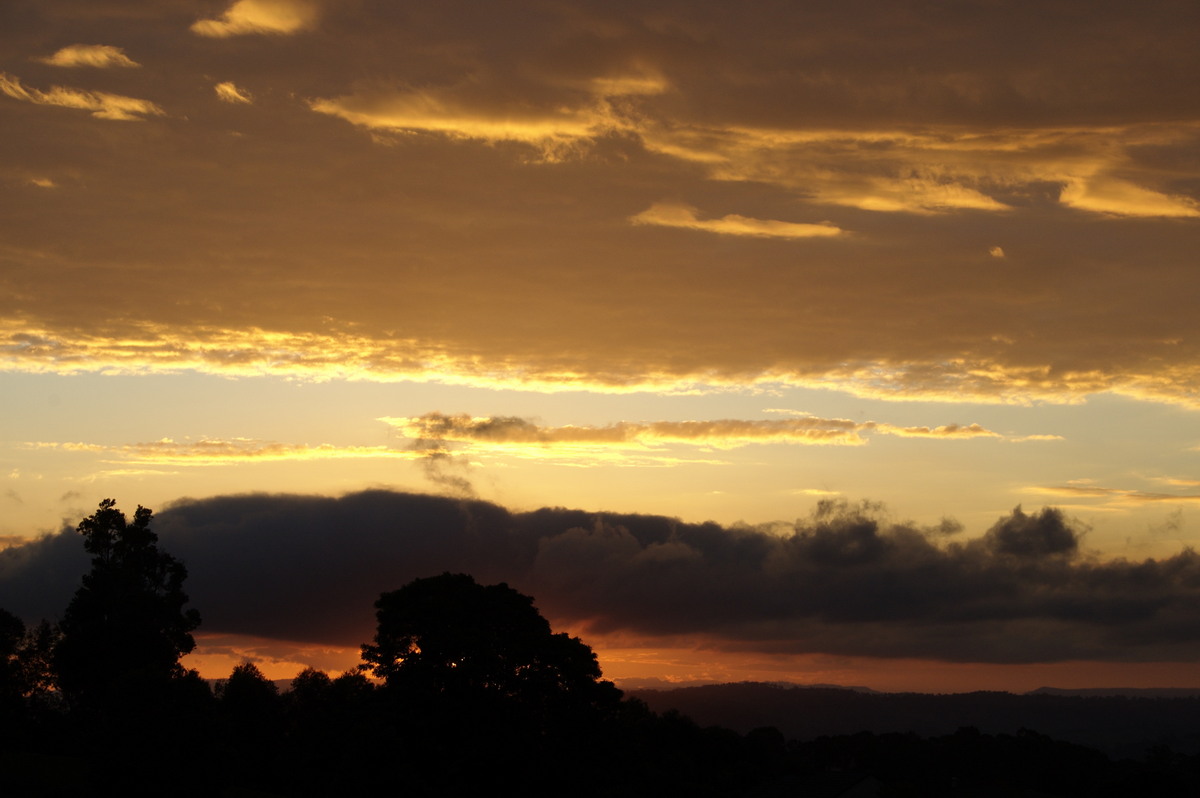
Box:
(0, 610), (58, 717)
(360, 572), (625, 795)
(53, 499), (201, 713)
(362, 572), (617, 706)
(0, 607), (25, 704)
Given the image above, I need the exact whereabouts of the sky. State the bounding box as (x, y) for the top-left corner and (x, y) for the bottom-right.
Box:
(2, 0), (1200, 693)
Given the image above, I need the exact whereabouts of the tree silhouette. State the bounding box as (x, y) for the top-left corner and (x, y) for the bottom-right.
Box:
(0, 611), (58, 712)
(0, 608), (26, 712)
(53, 499), (201, 712)
(361, 573), (623, 795)
(362, 572), (613, 705)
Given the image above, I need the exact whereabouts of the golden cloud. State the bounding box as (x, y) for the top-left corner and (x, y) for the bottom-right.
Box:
(640, 122), (1200, 218)
(1059, 177), (1200, 218)
(214, 81), (253, 104)
(4, 319), (1199, 409)
(0, 72), (163, 120)
(192, 0), (318, 38)
(380, 413), (1013, 456)
(37, 44), (140, 69)
(1030, 484), (1200, 505)
(309, 87), (623, 160)
(630, 203), (845, 239)
(872, 423), (1003, 439)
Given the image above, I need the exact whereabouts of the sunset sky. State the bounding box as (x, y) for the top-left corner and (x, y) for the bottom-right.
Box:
(3, 0), (1200, 693)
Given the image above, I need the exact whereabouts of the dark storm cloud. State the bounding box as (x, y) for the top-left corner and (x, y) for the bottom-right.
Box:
(4, 491), (1200, 664)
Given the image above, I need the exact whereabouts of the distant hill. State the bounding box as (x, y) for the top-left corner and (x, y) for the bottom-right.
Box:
(629, 681), (1200, 760)
(1029, 686), (1200, 698)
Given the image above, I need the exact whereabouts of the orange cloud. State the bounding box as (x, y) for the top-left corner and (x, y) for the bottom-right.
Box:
(192, 0), (318, 38)
(37, 44), (140, 69)
(214, 81), (253, 104)
(0, 72), (163, 120)
(630, 203), (845, 239)
(640, 122), (1200, 218)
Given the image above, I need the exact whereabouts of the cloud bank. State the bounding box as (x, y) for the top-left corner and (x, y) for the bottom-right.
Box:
(4, 491), (1200, 665)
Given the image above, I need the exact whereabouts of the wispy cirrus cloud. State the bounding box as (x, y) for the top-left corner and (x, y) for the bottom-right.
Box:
(630, 203), (845, 239)
(1030, 483), (1200, 505)
(25, 438), (415, 466)
(36, 44), (140, 69)
(381, 412), (1017, 457)
(192, 0), (318, 38)
(0, 72), (162, 120)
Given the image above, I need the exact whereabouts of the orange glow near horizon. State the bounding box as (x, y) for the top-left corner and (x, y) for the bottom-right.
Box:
(183, 633), (1200, 695)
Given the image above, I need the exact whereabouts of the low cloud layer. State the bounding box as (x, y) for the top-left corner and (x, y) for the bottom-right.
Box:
(4, 491), (1199, 665)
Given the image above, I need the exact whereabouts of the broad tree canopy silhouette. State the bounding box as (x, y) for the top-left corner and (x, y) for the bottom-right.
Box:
(362, 573), (615, 708)
(54, 499), (201, 710)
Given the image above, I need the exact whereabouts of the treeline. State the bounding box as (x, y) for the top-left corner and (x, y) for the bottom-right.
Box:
(3, 501), (1200, 797)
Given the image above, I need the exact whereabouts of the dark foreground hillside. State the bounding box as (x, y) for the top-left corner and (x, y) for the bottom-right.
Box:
(6, 688), (1200, 797)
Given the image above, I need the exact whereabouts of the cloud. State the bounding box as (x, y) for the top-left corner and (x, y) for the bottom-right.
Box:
(2, 6), (1200, 412)
(0, 535), (30, 551)
(872, 422), (1003, 440)
(0, 72), (163, 120)
(641, 123), (1200, 218)
(24, 438), (414, 466)
(309, 85), (623, 160)
(5, 491), (1200, 665)
(3, 315), (1199, 411)
(1163, 478), (1200, 488)
(191, 0), (318, 38)
(37, 44), (141, 69)
(380, 413), (1013, 459)
(1060, 176), (1200, 218)
(214, 81), (253, 105)
(630, 203), (845, 239)
(983, 506), (1079, 558)
(1031, 484), (1200, 506)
